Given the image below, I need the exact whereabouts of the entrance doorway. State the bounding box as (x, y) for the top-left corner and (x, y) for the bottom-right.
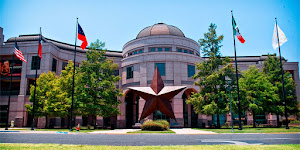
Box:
(182, 88), (198, 128)
(125, 90), (139, 128)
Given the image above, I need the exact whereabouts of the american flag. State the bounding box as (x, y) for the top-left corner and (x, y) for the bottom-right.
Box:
(14, 41), (27, 62)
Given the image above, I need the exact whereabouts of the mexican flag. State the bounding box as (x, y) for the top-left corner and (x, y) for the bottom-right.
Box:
(232, 16), (245, 43)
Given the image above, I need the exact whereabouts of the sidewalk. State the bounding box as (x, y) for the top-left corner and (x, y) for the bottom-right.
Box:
(90, 129), (140, 134)
(0, 128), (217, 134)
(171, 128), (217, 134)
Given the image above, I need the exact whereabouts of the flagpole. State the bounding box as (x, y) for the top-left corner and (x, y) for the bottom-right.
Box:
(231, 10), (242, 130)
(275, 18), (289, 129)
(5, 44), (15, 130)
(70, 18), (78, 131)
(31, 27), (42, 130)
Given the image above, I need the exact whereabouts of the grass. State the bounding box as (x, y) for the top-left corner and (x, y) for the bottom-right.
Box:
(127, 129), (175, 134)
(0, 144), (299, 150)
(193, 126), (300, 133)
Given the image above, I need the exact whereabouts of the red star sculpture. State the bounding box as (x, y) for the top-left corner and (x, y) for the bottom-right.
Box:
(128, 68), (186, 122)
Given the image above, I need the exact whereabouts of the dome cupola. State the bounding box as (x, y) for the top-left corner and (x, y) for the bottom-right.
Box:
(136, 23), (185, 39)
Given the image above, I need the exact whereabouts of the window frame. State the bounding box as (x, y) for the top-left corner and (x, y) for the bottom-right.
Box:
(126, 66), (134, 79)
(155, 63), (166, 76)
(188, 64), (195, 77)
(31, 56), (41, 70)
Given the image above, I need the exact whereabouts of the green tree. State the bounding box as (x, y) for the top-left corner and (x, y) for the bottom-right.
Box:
(25, 71), (58, 128)
(263, 54), (298, 127)
(238, 65), (279, 128)
(187, 23), (234, 128)
(45, 60), (76, 121)
(76, 39), (123, 128)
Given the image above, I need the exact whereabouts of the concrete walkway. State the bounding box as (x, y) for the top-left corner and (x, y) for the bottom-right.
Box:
(171, 128), (217, 134)
(1, 128), (216, 134)
(90, 129), (140, 134)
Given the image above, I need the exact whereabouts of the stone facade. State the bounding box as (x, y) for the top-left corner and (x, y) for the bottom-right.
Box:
(0, 23), (299, 128)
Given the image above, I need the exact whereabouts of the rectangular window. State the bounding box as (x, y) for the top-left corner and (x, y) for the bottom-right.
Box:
(184, 49), (188, 53)
(165, 48), (170, 51)
(62, 62), (68, 70)
(189, 50), (193, 54)
(133, 51), (138, 54)
(150, 48), (156, 52)
(157, 48), (163, 51)
(139, 50), (143, 53)
(128, 53), (132, 56)
(126, 66), (134, 79)
(155, 63), (165, 76)
(177, 49), (182, 52)
(52, 58), (57, 72)
(31, 56), (41, 70)
(188, 65), (195, 77)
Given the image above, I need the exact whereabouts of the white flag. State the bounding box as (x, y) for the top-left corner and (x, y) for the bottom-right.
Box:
(272, 24), (287, 50)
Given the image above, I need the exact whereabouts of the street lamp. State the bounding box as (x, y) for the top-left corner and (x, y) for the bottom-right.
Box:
(225, 76), (234, 132)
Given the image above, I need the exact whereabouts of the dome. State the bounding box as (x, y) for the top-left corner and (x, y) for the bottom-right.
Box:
(136, 23), (185, 39)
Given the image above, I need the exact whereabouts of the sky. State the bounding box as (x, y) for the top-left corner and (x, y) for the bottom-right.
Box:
(0, 0), (299, 65)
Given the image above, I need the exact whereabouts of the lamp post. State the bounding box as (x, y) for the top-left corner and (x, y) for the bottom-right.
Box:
(225, 76), (234, 132)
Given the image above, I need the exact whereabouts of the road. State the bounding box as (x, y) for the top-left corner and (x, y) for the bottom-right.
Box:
(1, 133), (299, 145)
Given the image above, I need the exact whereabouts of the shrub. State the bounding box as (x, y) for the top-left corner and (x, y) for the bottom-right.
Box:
(222, 122), (230, 128)
(141, 120), (170, 131)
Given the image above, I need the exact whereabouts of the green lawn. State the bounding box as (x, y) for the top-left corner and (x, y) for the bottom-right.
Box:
(194, 126), (300, 133)
(127, 130), (175, 134)
(0, 144), (299, 150)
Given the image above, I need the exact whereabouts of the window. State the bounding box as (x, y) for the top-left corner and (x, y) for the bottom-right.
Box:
(188, 65), (195, 77)
(157, 48), (163, 51)
(52, 58), (57, 72)
(177, 49), (182, 52)
(189, 50), (193, 54)
(155, 63), (165, 76)
(164, 48), (170, 51)
(126, 66), (134, 79)
(139, 50), (143, 53)
(184, 49), (188, 53)
(128, 53), (132, 56)
(31, 56), (41, 70)
(62, 62), (68, 70)
(150, 48), (156, 52)
(133, 51), (138, 54)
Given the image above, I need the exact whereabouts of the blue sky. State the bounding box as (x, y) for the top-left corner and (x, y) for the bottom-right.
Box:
(0, 0), (299, 64)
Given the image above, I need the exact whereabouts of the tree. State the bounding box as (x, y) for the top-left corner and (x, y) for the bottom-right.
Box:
(25, 71), (58, 128)
(263, 54), (298, 127)
(238, 65), (279, 127)
(187, 24), (234, 128)
(76, 39), (123, 128)
(45, 61), (75, 121)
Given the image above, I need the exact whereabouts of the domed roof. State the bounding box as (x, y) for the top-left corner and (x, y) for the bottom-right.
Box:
(136, 23), (185, 39)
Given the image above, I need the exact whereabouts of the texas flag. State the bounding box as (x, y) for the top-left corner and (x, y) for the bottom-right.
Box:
(232, 16), (245, 43)
(78, 23), (88, 50)
(38, 30), (42, 59)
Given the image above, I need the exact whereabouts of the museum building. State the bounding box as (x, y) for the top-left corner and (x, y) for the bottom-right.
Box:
(0, 23), (299, 128)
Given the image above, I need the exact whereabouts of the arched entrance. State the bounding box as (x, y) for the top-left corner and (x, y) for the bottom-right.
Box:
(124, 90), (140, 128)
(182, 88), (198, 128)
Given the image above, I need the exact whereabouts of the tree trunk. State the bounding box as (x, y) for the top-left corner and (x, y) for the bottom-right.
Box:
(45, 115), (48, 129)
(276, 114), (281, 128)
(67, 115), (70, 129)
(94, 115), (97, 130)
(217, 114), (220, 129)
(253, 110), (256, 128)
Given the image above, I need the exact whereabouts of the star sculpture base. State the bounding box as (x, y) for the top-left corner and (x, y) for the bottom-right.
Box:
(128, 68), (186, 122)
